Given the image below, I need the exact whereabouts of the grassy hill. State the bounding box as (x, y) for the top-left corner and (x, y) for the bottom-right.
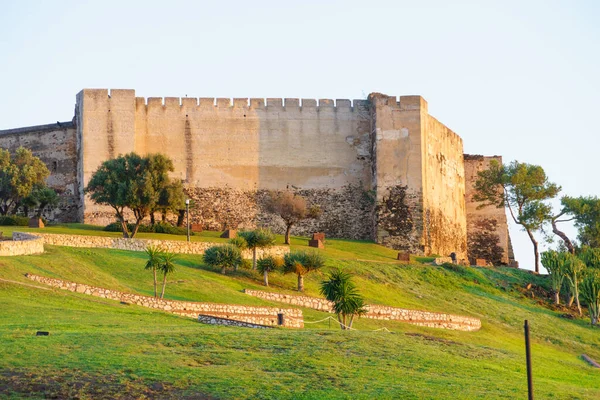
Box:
(0, 225), (599, 399)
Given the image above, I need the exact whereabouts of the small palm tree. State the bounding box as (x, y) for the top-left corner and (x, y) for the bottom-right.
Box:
(580, 269), (600, 325)
(320, 269), (367, 330)
(283, 250), (325, 292)
(239, 228), (276, 270)
(159, 251), (178, 299)
(257, 256), (283, 287)
(203, 244), (242, 275)
(145, 245), (163, 298)
(228, 237), (248, 271)
(564, 253), (585, 315)
(541, 250), (567, 305)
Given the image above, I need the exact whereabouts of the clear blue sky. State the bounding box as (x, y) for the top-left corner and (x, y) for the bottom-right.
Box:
(1, 0), (599, 271)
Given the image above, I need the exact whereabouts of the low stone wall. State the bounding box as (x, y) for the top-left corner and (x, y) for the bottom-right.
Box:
(198, 315), (271, 329)
(0, 233), (44, 256)
(244, 289), (480, 331)
(16, 232), (288, 259)
(26, 274), (303, 328)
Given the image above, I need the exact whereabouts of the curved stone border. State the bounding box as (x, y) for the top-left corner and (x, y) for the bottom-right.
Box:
(14, 232), (288, 259)
(26, 274), (303, 328)
(244, 289), (481, 331)
(0, 232), (44, 256)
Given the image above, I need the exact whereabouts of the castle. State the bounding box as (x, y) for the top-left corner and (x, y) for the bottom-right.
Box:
(0, 89), (514, 264)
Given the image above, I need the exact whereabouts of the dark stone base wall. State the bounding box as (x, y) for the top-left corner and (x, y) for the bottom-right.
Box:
(184, 185), (375, 240)
(376, 185), (425, 254)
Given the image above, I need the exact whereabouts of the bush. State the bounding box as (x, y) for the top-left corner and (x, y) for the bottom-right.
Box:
(103, 222), (191, 236)
(0, 215), (30, 226)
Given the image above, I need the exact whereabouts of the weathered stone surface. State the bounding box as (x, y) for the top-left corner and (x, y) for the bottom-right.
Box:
(308, 239), (324, 249)
(26, 274), (304, 328)
(244, 289), (481, 331)
(312, 233), (325, 242)
(397, 252), (410, 262)
(476, 258), (488, 267)
(433, 257), (453, 266)
(16, 232), (288, 259)
(0, 232), (44, 256)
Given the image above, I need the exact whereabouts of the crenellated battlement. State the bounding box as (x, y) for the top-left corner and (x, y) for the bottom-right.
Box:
(81, 89), (377, 113)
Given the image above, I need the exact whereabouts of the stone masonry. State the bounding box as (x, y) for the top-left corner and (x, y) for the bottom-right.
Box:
(244, 289), (481, 331)
(0, 89), (514, 263)
(26, 274), (303, 328)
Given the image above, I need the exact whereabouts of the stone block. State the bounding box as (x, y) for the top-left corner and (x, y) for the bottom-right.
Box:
(433, 257), (452, 266)
(311, 232), (325, 242)
(475, 258), (487, 267)
(28, 218), (45, 228)
(308, 239), (324, 249)
(220, 229), (237, 239)
(190, 224), (203, 232)
(397, 252), (410, 262)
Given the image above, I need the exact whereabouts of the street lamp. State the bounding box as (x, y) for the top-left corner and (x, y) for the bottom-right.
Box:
(185, 199), (190, 242)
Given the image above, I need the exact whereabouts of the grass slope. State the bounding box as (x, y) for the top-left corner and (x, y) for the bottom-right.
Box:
(0, 225), (599, 399)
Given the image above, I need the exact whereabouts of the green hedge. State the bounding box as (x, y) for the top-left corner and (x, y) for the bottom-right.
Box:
(0, 215), (31, 226)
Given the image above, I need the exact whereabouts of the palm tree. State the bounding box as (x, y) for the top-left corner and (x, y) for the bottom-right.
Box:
(239, 228), (276, 269)
(159, 251), (178, 299)
(145, 245), (163, 298)
(320, 269), (367, 330)
(257, 256), (283, 287)
(203, 244), (242, 275)
(228, 237), (248, 271)
(283, 250), (325, 292)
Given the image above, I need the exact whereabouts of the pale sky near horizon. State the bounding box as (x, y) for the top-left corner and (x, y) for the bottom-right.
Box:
(1, 0), (599, 272)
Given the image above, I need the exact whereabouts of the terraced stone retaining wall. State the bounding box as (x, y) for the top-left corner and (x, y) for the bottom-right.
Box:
(26, 274), (303, 328)
(0, 233), (44, 256)
(244, 289), (480, 331)
(16, 232), (288, 259)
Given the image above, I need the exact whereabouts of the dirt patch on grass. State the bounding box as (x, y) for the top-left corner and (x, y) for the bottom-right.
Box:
(0, 369), (217, 399)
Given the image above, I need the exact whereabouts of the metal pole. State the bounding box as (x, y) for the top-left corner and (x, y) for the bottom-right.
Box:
(524, 320), (534, 400)
(186, 200), (190, 242)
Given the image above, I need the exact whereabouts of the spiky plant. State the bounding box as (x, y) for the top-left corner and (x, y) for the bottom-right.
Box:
(541, 250), (567, 305)
(320, 269), (367, 330)
(144, 245), (164, 298)
(256, 256), (283, 287)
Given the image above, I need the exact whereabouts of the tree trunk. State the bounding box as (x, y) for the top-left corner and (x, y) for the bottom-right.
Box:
(130, 219), (142, 238)
(285, 224), (292, 245)
(153, 267), (158, 298)
(568, 294), (574, 307)
(337, 315), (344, 330)
(252, 248), (257, 270)
(554, 291), (560, 305)
(552, 219), (575, 254)
(525, 229), (540, 274)
(575, 283), (582, 316)
(150, 212), (156, 226)
(119, 219), (130, 238)
(297, 274), (304, 292)
(160, 273), (167, 299)
(221, 266), (226, 275)
(348, 314), (355, 329)
(161, 212), (167, 223)
(176, 210), (185, 227)
(263, 270), (269, 286)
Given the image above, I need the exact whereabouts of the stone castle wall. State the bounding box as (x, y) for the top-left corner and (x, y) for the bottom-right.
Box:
(464, 155), (510, 265)
(0, 88), (512, 262)
(17, 231), (289, 258)
(0, 122), (80, 222)
(26, 274), (304, 328)
(244, 289), (481, 331)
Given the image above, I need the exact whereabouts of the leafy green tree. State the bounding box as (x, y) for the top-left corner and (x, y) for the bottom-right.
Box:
(257, 255), (283, 287)
(146, 154), (185, 224)
(541, 250), (567, 304)
(265, 191), (322, 245)
(145, 245), (163, 298)
(239, 228), (276, 270)
(474, 160), (560, 273)
(580, 269), (600, 325)
(561, 196), (600, 248)
(320, 269), (367, 330)
(85, 153), (183, 238)
(564, 253), (585, 315)
(0, 147), (50, 215)
(159, 251), (178, 299)
(579, 246), (600, 269)
(203, 244), (243, 275)
(283, 250), (325, 292)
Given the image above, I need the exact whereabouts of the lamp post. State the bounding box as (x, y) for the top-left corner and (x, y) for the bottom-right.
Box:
(185, 199), (190, 242)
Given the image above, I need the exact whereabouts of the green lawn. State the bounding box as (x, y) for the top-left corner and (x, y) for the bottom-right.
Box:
(0, 224), (599, 399)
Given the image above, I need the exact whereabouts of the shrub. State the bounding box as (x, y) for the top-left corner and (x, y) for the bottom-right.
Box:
(203, 244), (243, 274)
(0, 215), (30, 226)
(229, 236), (248, 250)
